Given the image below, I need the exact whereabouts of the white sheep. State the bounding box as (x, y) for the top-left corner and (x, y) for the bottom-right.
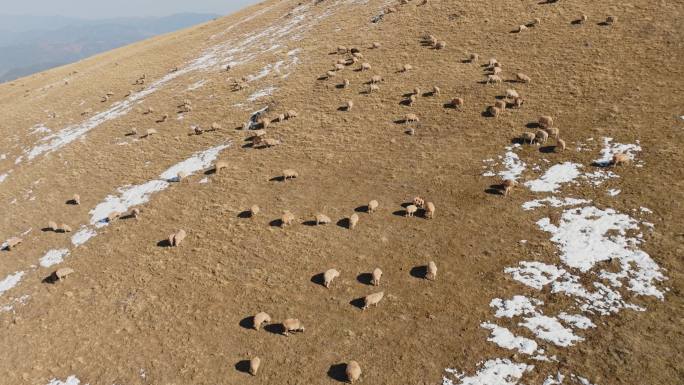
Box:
(316, 214), (332, 225)
(131, 208), (141, 220)
(487, 58), (498, 67)
(342, 79), (351, 88)
(169, 229), (187, 247)
(487, 106), (502, 117)
(345, 100), (354, 111)
(346, 361), (362, 383)
(349, 213), (359, 229)
(502, 179), (518, 196)
(535, 130), (549, 145)
(282, 318), (305, 335)
(371, 268), (383, 286)
(47, 221), (58, 231)
(512, 97), (525, 108)
(426, 261), (437, 280)
(487, 75), (503, 84)
(407, 94), (417, 106)
(107, 211), (122, 222)
(250, 205), (260, 217)
(369, 84), (380, 93)
(538, 115), (554, 128)
(283, 169), (299, 180)
(253, 312), (271, 330)
(363, 291), (384, 309)
(516, 73), (531, 83)
(401, 64), (413, 72)
(405, 113), (419, 124)
(368, 200), (379, 213)
(370, 75), (383, 84)
(71, 194), (81, 205)
(58, 224), (72, 233)
(249, 357), (261, 376)
(360, 63), (372, 71)
(413, 197), (425, 208)
(469, 53), (479, 63)
(432, 86), (441, 96)
(494, 100), (507, 110)
(425, 202), (435, 219)
(435, 41), (446, 50)
(335, 63), (345, 71)
(285, 110), (298, 119)
(506, 89), (519, 99)
(281, 211), (295, 227)
(612, 153), (630, 166)
(261, 138), (281, 148)
(556, 138), (566, 152)
(54, 267), (75, 281)
(521, 132), (536, 144)
(214, 160), (229, 174)
(413, 87), (421, 96)
(492, 66), (502, 75)
(324, 268), (340, 288)
(144, 128), (158, 137)
(517, 24), (528, 33)
(371, 42), (381, 49)
(177, 171), (188, 182)
(337, 46), (348, 54)
(451, 97), (465, 109)
(545, 126), (560, 139)
(406, 204), (418, 217)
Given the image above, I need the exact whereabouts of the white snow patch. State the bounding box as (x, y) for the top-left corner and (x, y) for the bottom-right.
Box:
(542, 372), (565, 385)
(490, 296), (541, 318)
(443, 359), (532, 385)
(593, 138), (641, 167)
(45, 376), (81, 385)
(525, 162), (582, 192)
(0, 272), (25, 296)
(606, 189), (621, 196)
(557, 313), (595, 329)
(71, 227), (97, 246)
(186, 79), (207, 91)
(39, 249), (70, 267)
(505, 262), (566, 290)
(519, 315), (583, 347)
(247, 86), (277, 101)
(522, 197), (590, 211)
(0, 173), (7, 183)
(498, 146), (526, 181)
(481, 323), (539, 355)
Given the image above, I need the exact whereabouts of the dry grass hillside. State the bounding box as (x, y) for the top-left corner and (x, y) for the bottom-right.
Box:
(0, 1), (683, 384)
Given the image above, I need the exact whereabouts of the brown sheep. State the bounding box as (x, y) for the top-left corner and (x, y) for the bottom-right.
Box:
(502, 179), (518, 196)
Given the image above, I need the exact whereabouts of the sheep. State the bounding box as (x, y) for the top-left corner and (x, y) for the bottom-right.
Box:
(107, 211), (122, 223)
(369, 84), (380, 93)
(249, 357), (261, 376)
(426, 261), (438, 280)
(57, 224), (72, 233)
(337, 58), (347, 65)
(363, 291), (384, 309)
(538, 115), (554, 128)
(535, 130), (549, 145)
(345, 100), (354, 111)
(425, 202), (435, 219)
(492, 66), (503, 75)
(352, 52), (364, 59)
(487, 75), (503, 84)
(487, 58), (498, 68)
(282, 318), (305, 335)
(326, 70), (336, 78)
(512, 97), (525, 108)
(370, 75), (383, 84)
(71, 194), (81, 205)
(502, 179), (518, 196)
(342, 79), (351, 88)
(407, 94), (417, 106)
(4, 237), (22, 250)
(371, 268), (383, 286)
(131, 208), (141, 220)
(406, 204), (418, 217)
(506, 89), (519, 99)
(169, 229), (187, 247)
(521, 132), (536, 144)
(435, 41), (447, 50)
(469, 53), (479, 63)
(360, 63), (372, 71)
(579, 14), (588, 24)
(349, 213), (359, 229)
(53, 267), (75, 281)
(405, 113), (419, 124)
(531, 17), (541, 26)
(371, 42), (381, 49)
(368, 200), (379, 213)
(324, 268), (340, 288)
(335, 63), (346, 71)
(545, 126), (560, 139)
(413, 87), (421, 96)
(401, 64), (413, 72)
(191, 126), (204, 136)
(413, 197), (425, 208)
(451, 97), (465, 109)
(253, 312), (271, 330)
(281, 211), (295, 227)
(283, 169), (299, 180)
(285, 110), (298, 119)
(494, 100), (507, 110)
(261, 138), (281, 148)
(277, 114), (286, 123)
(346, 361), (362, 383)
(177, 171), (188, 182)
(337, 46), (348, 54)
(516, 73), (531, 83)
(606, 16), (617, 24)
(214, 160), (229, 174)
(144, 128), (158, 137)
(556, 138), (566, 152)
(487, 106), (502, 117)
(612, 153), (630, 166)
(424, 34), (438, 46)
(517, 24), (528, 33)
(316, 214), (332, 225)
(47, 221), (58, 231)
(432, 86), (441, 96)
(143, 107), (154, 115)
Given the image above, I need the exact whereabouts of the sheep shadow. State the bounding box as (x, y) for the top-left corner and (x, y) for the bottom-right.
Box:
(349, 297), (365, 310)
(597, 21), (611, 26)
(241, 143), (255, 149)
(485, 184), (505, 196)
(157, 239), (172, 247)
(337, 106), (351, 112)
(263, 323), (284, 335)
(504, 79), (519, 83)
(399, 99), (412, 106)
(66, 199), (79, 205)
(410, 265), (428, 279)
(120, 213), (137, 220)
(571, 19), (584, 25)
(269, 219), (283, 227)
(235, 360), (251, 374)
(402, 92), (416, 97)
(41, 274), (59, 284)
(337, 218), (351, 229)
(539, 145), (556, 154)
(269, 176), (285, 182)
(204, 168), (217, 175)
(481, 110), (494, 118)
(311, 273), (326, 287)
(302, 220), (319, 227)
(317, 75), (329, 81)
(41, 227), (55, 232)
(393, 209), (407, 217)
(239, 316), (254, 330)
(510, 137), (526, 145)
(327, 363), (348, 382)
(124, 132), (136, 137)
(526, 122), (540, 129)
(335, 83), (347, 89)
(237, 210), (252, 219)
(357, 273), (373, 285)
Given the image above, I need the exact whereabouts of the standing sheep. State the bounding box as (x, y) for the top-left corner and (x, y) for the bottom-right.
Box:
(432, 86), (441, 96)
(502, 179), (518, 196)
(426, 261), (437, 280)
(282, 318), (305, 335)
(71, 194), (81, 205)
(349, 213), (359, 229)
(169, 229), (187, 247)
(506, 89), (519, 99)
(371, 268), (383, 286)
(342, 79), (350, 88)
(435, 41), (447, 50)
(324, 268), (340, 288)
(250, 205), (260, 217)
(487, 75), (503, 84)
(281, 211), (296, 227)
(370, 75), (383, 84)
(369, 84), (380, 93)
(345, 100), (354, 111)
(53, 267), (75, 281)
(487, 106), (502, 117)
(285, 110), (298, 119)
(405, 113), (420, 124)
(534, 130), (549, 145)
(316, 214), (332, 225)
(253, 312), (271, 330)
(401, 64), (413, 72)
(368, 200), (379, 213)
(494, 100), (507, 110)
(249, 357), (261, 376)
(283, 169), (299, 180)
(406, 204), (418, 217)
(346, 361), (362, 383)
(545, 126), (560, 139)
(363, 291), (384, 309)
(451, 97), (465, 109)
(556, 138), (566, 152)
(538, 115), (554, 128)
(469, 53), (479, 63)
(47, 221), (58, 231)
(612, 153), (630, 166)
(516, 73), (531, 83)
(360, 63), (372, 71)
(425, 202), (435, 219)
(214, 160), (229, 174)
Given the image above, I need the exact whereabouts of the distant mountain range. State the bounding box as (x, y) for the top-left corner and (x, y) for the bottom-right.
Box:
(0, 13), (220, 83)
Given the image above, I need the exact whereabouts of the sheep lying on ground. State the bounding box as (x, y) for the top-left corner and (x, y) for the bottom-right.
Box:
(253, 312), (271, 330)
(346, 361), (362, 383)
(372, 268), (383, 286)
(282, 318), (305, 335)
(169, 229), (186, 247)
(363, 291), (384, 309)
(324, 268), (340, 288)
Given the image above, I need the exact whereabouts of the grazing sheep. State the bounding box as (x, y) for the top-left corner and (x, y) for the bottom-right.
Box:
(368, 200), (379, 213)
(371, 268), (383, 286)
(214, 160), (229, 174)
(58, 224), (72, 233)
(316, 214), (332, 225)
(352, 52), (364, 59)
(425, 202), (435, 219)
(169, 229), (187, 247)
(261, 138), (281, 148)
(424, 34), (438, 46)
(506, 89), (519, 99)
(349, 213), (359, 229)
(4, 237), (22, 250)
(342, 79), (351, 88)
(405, 113), (419, 123)
(283, 169), (299, 180)
(346, 361), (362, 383)
(249, 357), (261, 376)
(612, 153), (630, 166)
(487, 75), (503, 84)
(71, 194), (81, 205)
(345, 100), (354, 111)
(53, 267), (75, 281)
(370, 75), (383, 84)
(326, 70), (337, 78)
(492, 66), (503, 75)
(502, 179), (518, 196)
(285, 110), (298, 119)
(432, 86), (441, 96)
(516, 73), (531, 83)
(451, 97), (465, 109)
(143, 107), (154, 115)
(401, 64), (413, 72)
(406, 204), (418, 217)
(531, 17), (541, 26)
(545, 126), (560, 139)
(248, 205), (260, 218)
(435, 41), (447, 50)
(324, 268), (340, 288)
(535, 130), (549, 145)
(371, 42), (381, 49)
(47, 221), (58, 231)
(538, 115), (554, 128)
(360, 63), (372, 71)
(281, 211), (295, 227)
(494, 100), (507, 110)
(487, 58), (498, 68)
(253, 312), (271, 330)
(606, 15), (618, 24)
(131, 208), (141, 220)
(512, 97), (525, 108)
(276, 114), (286, 123)
(282, 318), (305, 335)
(556, 138), (566, 152)
(413, 197), (425, 208)
(363, 291), (384, 309)
(413, 87), (421, 96)
(426, 261), (438, 280)
(487, 106), (502, 117)
(407, 94), (417, 106)
(469, 53), (479, 63)
(521, 132), (536, 144)
(517, 24), (528, 33)
(369, 84), (380, 93)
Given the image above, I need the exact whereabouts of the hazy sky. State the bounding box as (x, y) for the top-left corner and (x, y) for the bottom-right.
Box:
(1, 0), (260, 19)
